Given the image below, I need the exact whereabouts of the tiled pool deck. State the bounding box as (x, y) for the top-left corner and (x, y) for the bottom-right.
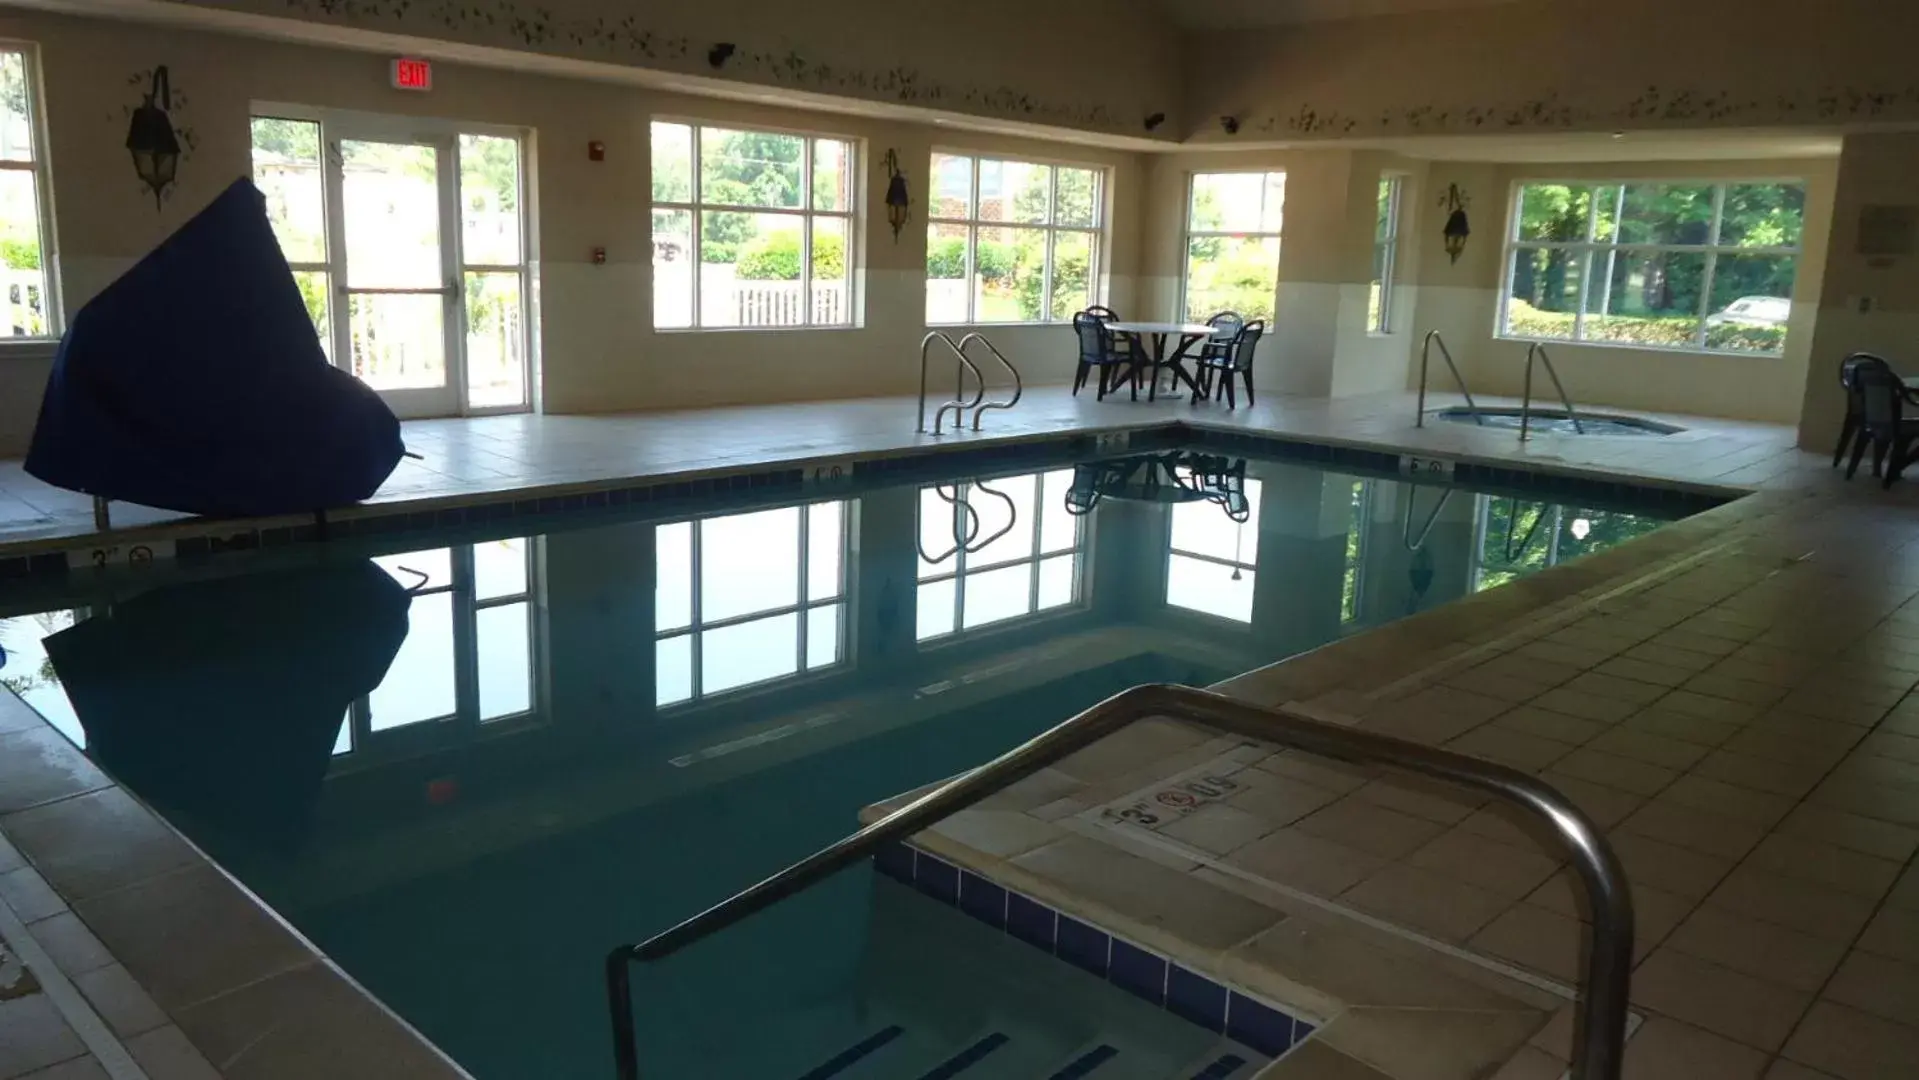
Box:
(3, 385), (1915, 1080)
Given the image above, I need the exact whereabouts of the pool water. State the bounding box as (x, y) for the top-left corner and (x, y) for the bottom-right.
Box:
(1431, 406), (1684, 437)
(0, 446), (1693, 1078)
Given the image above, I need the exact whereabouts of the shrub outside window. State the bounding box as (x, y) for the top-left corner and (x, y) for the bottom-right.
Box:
(0, 47), (56, 339)
(926, 154), (1103, 325)
(1501, 180), (1804, 355)
(1370, 176), (1402, 334)
(1183, 171), (1285, 323)
(652, 122), (855, 330)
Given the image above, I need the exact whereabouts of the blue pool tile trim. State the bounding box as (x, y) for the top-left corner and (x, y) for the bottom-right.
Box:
(916, 1032), (1009, 1080)
(795, 1026), (906, 1080)
(1047, 1045), (1118, 1079)
(1191, 1052), (1249, 1079)
(878, 845), (1315, 1063)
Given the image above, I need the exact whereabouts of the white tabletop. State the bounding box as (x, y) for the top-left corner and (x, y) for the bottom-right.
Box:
(1106, 321), (1215, 336)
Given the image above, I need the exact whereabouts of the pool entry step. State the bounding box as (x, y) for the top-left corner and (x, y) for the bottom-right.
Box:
(792, 1024), (1264, 1079)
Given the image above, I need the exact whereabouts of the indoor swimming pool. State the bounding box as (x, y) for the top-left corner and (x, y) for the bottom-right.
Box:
(0, 444), (1705, 1079)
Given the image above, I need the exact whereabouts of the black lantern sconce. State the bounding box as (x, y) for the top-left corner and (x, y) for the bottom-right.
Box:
(1440, 182), (1472, 264)
(1143, 112), (1166, 133)
(1219, 115), (1241, 135)
(883, 149), (910, 243)
(126, 66), (180, 211)
(707, 43), (736, 69)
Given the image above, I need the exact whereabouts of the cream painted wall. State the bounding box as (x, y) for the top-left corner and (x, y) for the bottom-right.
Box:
(1402, 157), (1836, 425)
(1183, 0), (1919, 143)
(0, 11), (1149, 454)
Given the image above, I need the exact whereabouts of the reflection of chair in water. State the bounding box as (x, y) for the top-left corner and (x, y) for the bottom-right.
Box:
(45, 560), (411, 854)
(1061, 452), (1250, 522)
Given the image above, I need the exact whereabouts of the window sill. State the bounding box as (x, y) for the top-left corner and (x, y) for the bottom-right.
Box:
(926, 321), (1074, 331)
(652, 323), (862, 335)
(1494, 333), (1785, 360)
(0, 338), (58, 362)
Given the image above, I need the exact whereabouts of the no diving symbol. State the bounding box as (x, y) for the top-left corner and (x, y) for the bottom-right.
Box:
(128, 546), (154, 566)
(1156, 790), (1198, 809)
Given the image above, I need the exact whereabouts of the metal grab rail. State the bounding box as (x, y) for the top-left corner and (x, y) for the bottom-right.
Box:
(918, 331), (984, 435)
(915, 484), (981, 566)
(1521, 342), (1585, 441)
(958, 333), (1022, 431)
(1416, 330), (1484, 427)
(605, 684), (1634, 1080)
(1402, 484), (1455, 552)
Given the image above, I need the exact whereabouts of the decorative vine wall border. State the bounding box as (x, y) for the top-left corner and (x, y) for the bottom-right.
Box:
(1257, 83), (1919, 137)
(243, 0), (1139, 133)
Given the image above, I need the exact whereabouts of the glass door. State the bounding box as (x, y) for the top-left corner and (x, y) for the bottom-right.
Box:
(325, 126), (462, 418)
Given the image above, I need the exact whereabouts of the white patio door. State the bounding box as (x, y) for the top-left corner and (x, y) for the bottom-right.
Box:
(324, 123), (462, 419)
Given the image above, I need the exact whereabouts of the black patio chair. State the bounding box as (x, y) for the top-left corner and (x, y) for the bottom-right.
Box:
(1195, 320), (1264, 408)
(1834, 353), (1885, 468)
(1197, 311), (1245, 367)
(1072, 311), (1134, 401)
(1845, 356), (1919, 488)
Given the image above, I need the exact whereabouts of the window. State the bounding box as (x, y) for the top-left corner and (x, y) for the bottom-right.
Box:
(1166, 477), (1264, 623)
(1469, 497), (1663, 593)
(917, 471), (1083, 640)
(1341, 480), (1372, 624)
(926, 153), (1103, 324)
(654, 500), (847, 706)
(651, 122), (854, 329)
(1183, 172), (1285, 323)
(0, 48), (56, 338)
(333, 539), (543, 757)
(1370, 177), (1402, 334)
(250, 115), (534, 411)
(1502, 180), (1805, 355)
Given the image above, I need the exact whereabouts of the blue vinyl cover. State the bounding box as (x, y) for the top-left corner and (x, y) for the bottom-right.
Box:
(25, 177), (404, 517)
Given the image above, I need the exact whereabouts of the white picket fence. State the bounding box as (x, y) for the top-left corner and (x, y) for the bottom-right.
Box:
(2, 268), (47, 337)
(654, 264), (848, 327)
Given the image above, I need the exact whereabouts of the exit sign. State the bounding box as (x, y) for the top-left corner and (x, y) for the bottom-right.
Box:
(391, 57), (432, 91)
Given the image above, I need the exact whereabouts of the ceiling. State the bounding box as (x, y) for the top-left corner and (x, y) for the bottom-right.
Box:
(1149, 0), (1529, 30)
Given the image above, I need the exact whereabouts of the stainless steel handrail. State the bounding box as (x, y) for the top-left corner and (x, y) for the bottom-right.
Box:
(1521, 342), (1585, 441)
(1417, 330), (1484, 428)
(914, 484), (981, 566)
(605, 683), (1633, 1080)
(1402, 484), (1455, 552)
(958, 333), (1023, 431)
(918, 331), (985, 435)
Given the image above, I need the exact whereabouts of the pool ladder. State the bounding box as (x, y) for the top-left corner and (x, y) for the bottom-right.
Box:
(1415, 331), (1483, 428)
(918, 332), (1023, 435)
(1520, 342), (1585, 441)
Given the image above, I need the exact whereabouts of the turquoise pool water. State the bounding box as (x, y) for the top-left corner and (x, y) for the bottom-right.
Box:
(0, 446), (1692, 1078)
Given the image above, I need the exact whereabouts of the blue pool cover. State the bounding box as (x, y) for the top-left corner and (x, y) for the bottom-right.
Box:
(25, 178), (403, 516)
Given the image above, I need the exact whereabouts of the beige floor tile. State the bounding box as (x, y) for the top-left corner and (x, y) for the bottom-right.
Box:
(1553, 748), (1680, 797)
(15, 1056), (112, 1080)
(1340, 863), (1512, 942)
(73, 963), (168, 1039)
(1662, 906), (1851, 993)
(1254, 1040), (1395, 1080)
(1407, 827), (1561, 901)
(1534, 771), (1648, 829)
(0, 729), (111, 816)
(1013, 836), (1284, 951)
(1595, 656), (1697, 689)
(0, 996), (87, 1078)
(1157, 803), (1278, 855)
(1446, 725), (1579, 772)
(173, 963), (462, 1080)
(1565, 671), (1671, 706)
(1493, 705), (1611, 746)
(1055, 718), (1213, 784)
(1622, 706), (1746, 747)
(1764, 1061), (1842, 1080)
(1444, 667), (1555, 704)
(1475, 653), (1584, 689)
(1855, 906), (1919, 965)
(1223, 915), (1530, 1017)
(1223, 827), (1386, 898)
(1517, 640), (1614, 671)
(1526, 873), (1690, 957)
(0, 867), (65, 922)
(1588, 727), (1714, 771)
(1351, 776), (1484, 825)
(1658, 690), (1764, 723)
(1623, 642), (1722, 673)
(1773, 690), (1896, 726)
(1487, 1045), (1565, 1080)
(1658, 774), (1795, 826)
(1255, 751), (1373, 795)
(1890, 864), (1919, 912)
(1682, 672), (1791, 706)
(1605, 831), (1736, 899)
(1781, 1000), (1919, 1080)
(1617, 797), (1769, 860)
(928, 808), (1066, 858)
(1317, 1005), (1547, 1080)
(1693, 749), (1829, 798)
(1822, 950), (1919, 1029)
(23, 913), (111, 976)
(125, 1024), (222, 1080)
(1705, 865), (1878, 942)
(5, 788), (242, 903)
(1225, 770), (1344, 826)
(1292, 794), (1447, 860)
(1468, 903), (1581, 982)
(1631, 947), (1812, 1051)
(1531, 688), (1642, 723)
(1740, 833), (1904, 899)
(1620, 1016), (1770, 1080)
(1860, 731), (1919, 764)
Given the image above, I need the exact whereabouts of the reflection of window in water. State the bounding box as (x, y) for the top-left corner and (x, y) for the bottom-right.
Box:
(1166, 478), (1264, 624)
(1470, 497), (1662, 592)
(654, 500), (847, 707)
(336, 538), (542, 757)
(916, 471), (1083, 641)
(1341, 480), (1372, 626)
(0, 609), (83, 746)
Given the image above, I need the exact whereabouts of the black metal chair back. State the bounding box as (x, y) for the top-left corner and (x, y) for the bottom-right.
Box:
(1858, 357), (1907, 435)
(1205, 311), (1244, 343)
(1074, 311), (1117, 366)
(1231, 320), (1266, 372)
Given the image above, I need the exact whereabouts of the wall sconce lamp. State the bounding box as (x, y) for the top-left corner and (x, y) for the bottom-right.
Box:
(708, 43), (736, 69)
(1144, 112), (1166, 132)
(1441, 183), (1472, 264)
(126, 66), (180, 211)
(884, 149), (910, 243)
(1219, 116), (1240, 135)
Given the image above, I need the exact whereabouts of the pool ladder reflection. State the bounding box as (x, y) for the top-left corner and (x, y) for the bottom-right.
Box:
(918, 332), (1024, 435)
(917, 479), (1018, 565)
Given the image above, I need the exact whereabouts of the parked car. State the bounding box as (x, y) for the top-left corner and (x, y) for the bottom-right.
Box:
(1707, 295), (1791, 328)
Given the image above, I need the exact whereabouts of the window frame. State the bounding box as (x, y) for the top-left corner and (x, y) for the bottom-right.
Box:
(1180, 169), (1286, 324)
(248, 105), (537, 415)
(1496, 176), (1806, 358)
(0, 42), (62, 347)
(924, 150), (1107, 327)
(1163, 474), (1263, 626)
(650, 117), (859, 332)
(1371, 175), (1403, 335)
(916, 470), (1087, 642)
(653, 498), (850, 708)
